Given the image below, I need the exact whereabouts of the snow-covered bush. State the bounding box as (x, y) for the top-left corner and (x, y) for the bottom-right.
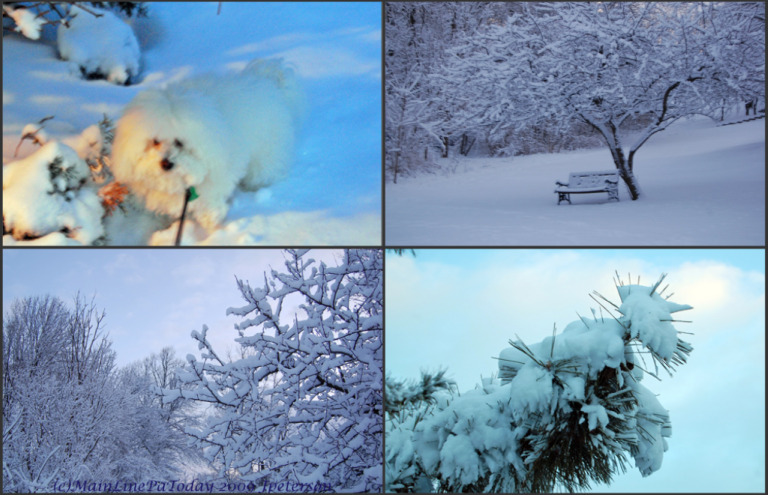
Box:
(57, 4), (140, 85)
(2, 5), (46, 40)
(3, 141), (105, 244)
(386, 274), (693, 492)
(160, 249), (383, 492)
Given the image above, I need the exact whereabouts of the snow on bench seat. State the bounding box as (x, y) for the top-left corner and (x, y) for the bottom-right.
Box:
(555, 170), (620, 204)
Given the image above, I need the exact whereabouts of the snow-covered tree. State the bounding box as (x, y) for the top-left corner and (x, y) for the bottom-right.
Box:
(439, 2), (765, 198)
(113, 348), (203, 483)
(160, 249), (383, 492)
(2, 295), (195, 492)
(386, 274), (693, 492)
(385, 2), (503, 180)
(3, 294), (117, 491)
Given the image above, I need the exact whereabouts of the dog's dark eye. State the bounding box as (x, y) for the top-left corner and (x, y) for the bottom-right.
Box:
(174, 139), (183, 149)
(152, 138), (161, 147)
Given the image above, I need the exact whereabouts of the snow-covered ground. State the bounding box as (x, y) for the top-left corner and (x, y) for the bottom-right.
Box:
(386, 116), (765, 246)
(3, 2), (381, 245)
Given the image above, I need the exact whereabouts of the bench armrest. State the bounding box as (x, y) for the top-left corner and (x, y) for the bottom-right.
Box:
(555, 180), (568, 187)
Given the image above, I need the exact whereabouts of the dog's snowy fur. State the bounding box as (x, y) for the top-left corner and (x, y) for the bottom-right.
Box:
(111, 59), (304, 229)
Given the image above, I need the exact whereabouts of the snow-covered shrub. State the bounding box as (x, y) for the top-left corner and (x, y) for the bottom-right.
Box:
(3, 5), (46, 40)
(160, 249), (383, 492)
(57, 4), (140, 85)
(386, 274), (693, 493)
(3, 141), (105, 244)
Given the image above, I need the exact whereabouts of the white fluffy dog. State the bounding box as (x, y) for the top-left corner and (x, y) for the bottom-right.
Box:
(111, 59), (304, 229)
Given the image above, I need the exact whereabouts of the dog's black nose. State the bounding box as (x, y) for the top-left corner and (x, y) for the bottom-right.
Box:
(160, 158), (174, 171)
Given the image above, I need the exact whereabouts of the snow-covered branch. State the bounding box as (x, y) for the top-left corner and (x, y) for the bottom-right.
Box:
(164, 249), (382, 492)
(386, 273), (693, 493)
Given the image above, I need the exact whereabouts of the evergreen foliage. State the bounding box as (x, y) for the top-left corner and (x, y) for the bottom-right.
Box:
(386, 274), (693, 493)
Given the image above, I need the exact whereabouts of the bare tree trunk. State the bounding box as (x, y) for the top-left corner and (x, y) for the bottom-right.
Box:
(586, 119), (642, 200)
(392, 127), (404, 184)
(459, 134), (476, 156)
(392, 151), (400, 184)
(746, 99), (756, 116)
(611, 146), (641, 200)
(617, 164), (641, 200)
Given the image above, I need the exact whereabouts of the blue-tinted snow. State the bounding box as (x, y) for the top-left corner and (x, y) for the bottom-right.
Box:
(386, 116), (765, 246)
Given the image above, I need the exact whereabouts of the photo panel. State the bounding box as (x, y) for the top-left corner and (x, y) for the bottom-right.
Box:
(384, 2), (765, 246)
(3, 2), (382, 246)
(384, 248), (765, 492)
(2, 248), (383, 492)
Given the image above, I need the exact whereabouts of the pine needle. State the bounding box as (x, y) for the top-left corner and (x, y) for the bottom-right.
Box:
(649, 273), (667, 296)
(576, 311), (591, 329)
(588, 293), (626, 330)
(550, 323), (557, 358)
(592, 290), (620, 310)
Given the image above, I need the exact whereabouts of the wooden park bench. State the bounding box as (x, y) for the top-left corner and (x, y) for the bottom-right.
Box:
(555, 170), (620, 204)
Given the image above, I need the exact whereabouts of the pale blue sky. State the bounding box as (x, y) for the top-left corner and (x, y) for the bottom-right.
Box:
(386, 249), (765, 493)
(2, 249), (345, 367)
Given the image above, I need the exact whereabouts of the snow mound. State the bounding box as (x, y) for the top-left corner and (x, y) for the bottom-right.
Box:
(3, 142), (104, 244)
(57, 5), (140, 85)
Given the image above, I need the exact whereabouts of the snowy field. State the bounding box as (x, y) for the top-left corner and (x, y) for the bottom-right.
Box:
(3, 2), (381, 245)
(386, 116), (765, 246)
